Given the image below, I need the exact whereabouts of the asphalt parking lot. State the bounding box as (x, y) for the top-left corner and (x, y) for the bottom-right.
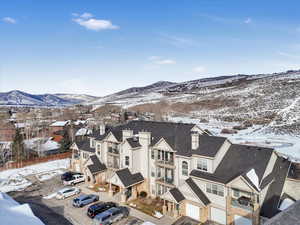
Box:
(10, 174), (144, 225)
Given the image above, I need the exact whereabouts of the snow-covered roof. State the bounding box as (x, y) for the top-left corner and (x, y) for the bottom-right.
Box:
(246, 168), (260, 191)
(0, 192), (44, 225)
(75, 128), (92, 136)
(74, 120), (86, 126)
(24, 138), (60, 152)
(49, 121), (69, 127)
(279, 198), (296, 211)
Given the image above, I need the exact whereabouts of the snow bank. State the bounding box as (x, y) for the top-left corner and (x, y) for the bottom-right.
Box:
(0, 192), (45, 225)
(0, 159), (69, 192)
(279, 198), (295, 211)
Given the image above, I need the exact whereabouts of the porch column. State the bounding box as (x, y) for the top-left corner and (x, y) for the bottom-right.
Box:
(120, 188), (127, 203)
(108, 182), (113, 197)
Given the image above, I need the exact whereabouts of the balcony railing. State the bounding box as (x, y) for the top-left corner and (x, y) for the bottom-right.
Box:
(107, 161), (119, 169)
(231, 198), (253, 211)
(156, 177), (175, 185)
(108, 147), (119, 155)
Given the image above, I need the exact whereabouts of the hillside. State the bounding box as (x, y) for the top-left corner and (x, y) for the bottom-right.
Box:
(0, 90), (97, 106)
(89, 70), (300, 135)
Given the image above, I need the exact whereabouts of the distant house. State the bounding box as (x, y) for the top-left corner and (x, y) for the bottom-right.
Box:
(49, 121), (69, 136)
(0, 122), (15, 142)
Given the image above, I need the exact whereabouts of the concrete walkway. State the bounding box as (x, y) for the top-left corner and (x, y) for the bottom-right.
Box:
(79, 184), (176, 225)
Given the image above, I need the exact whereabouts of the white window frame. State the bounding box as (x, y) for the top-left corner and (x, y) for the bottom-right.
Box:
(182, 161), (189, 176)
(206, 183), (224, 197)
(125, 156), (130, 166)
(197, 158), (208, 171)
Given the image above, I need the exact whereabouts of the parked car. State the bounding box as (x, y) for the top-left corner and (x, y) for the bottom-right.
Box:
(93, 206), (129, 225)
(56, 187), (80, 200)
(87, 202), (117, 218)
(61, 171), (82, 181)
(73, 194), (99, 207)
(63, 174), (85, 186)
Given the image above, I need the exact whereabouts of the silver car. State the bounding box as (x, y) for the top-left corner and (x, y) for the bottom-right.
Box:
(56, 187), (80, 200)
(72, 194), (99, 207)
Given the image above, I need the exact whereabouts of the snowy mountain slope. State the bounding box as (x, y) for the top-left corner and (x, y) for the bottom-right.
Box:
(89, 70), (300, 134)
(0, 90), (97, 106)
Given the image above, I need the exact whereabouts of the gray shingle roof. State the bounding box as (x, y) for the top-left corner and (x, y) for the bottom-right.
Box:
(192, 135), (227, 157)
(185, 178), (210, 205)
(169, 188), (185, 203)
(190, 144), (274, 185)
(75, 140), (95, 153)
(115, 168), (144, 188)
(87, 155), (106, 174)
(260, 156), (291, 218)
(126, 137), (141, 148)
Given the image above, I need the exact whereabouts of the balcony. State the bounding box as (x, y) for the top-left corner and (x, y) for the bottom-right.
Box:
(107, 161), (120, 170)
(156, 177), (175, 187)
(155, 159), (175, 169)
(231, 197), (253, 212)
(108, 147), (119, 155)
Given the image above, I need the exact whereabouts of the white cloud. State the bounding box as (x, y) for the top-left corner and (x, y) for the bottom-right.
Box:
(80, 12), (93, 19)
(160, 34), (200, 48)
(155, 59), (176, 65)
(244, 18), (252, 24)
(193, 66), (206, 73)
(72, 13), (119, 31)
(148, 56), (161, 61)
(2, 17), (16, 24)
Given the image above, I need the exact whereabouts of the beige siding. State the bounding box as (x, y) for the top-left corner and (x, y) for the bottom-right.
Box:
(213, 140), (231, 172)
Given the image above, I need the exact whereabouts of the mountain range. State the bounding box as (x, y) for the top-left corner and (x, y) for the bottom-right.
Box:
(0, 90), (97, 106)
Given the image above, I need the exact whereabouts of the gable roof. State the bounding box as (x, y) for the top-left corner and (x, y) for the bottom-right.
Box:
(115, 168), (144, 188)
(87, 155), (106, 174)
(169, 188), (185, 203)
(126, 137), (141, 148)
(75, 140), (95, 153)
(192, 135), (227, 157)
(185, 178), (210, 205)
(260, 156), (291, 218)
(95, 120), (199, 156)
(190, 144), (274, 185)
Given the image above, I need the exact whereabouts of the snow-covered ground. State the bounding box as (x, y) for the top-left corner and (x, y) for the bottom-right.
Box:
(169, 116), (300, 160)
(0, 159), (69, 193)
(0, 192), (44, 225)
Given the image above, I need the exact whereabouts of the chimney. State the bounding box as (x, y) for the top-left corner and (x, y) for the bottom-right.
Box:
(122, 129), (133, 141)
(99, 123), (105, 135)
(191, 132), (199, 150)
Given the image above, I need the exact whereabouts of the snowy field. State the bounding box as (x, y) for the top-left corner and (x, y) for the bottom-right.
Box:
(0, 159), (69, 193)
(169, 116), (300, 160)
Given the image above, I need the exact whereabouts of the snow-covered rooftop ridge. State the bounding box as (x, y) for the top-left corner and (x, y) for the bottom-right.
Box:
(50, 120), (69, 127)
(75, 128), (92, 136)
(0, 192), (45, 225)
(279, 198), (296, 211)
(246, 168), (260, 191)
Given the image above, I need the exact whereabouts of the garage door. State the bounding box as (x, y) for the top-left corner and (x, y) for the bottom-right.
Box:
(211, 207), (226, 224)
(75, 164), (80, 172)
(234, 215), (252, 225)
(186, 203), (200, 221)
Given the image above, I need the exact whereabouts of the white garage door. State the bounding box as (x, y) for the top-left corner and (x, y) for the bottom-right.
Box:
(234, 215), (252, 225)
(186, 203), (200, 221)
(75, 164), (80, 172)
(211, 207), (226, 225)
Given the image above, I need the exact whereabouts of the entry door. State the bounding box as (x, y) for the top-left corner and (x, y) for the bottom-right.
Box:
(234, 215), (252, 225)
(186, 203), (200, 221)
(211, 207), (226, 224)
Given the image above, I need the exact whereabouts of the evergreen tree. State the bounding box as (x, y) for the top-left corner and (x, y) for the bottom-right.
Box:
(59, 129), (71, 153)
(12, 128), (26, 163)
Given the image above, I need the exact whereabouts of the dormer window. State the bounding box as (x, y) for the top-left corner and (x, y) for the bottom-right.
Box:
(197, 158), (207, 171)
(182, 161), (189, 176)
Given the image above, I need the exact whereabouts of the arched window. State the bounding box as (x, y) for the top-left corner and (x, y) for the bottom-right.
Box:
(182, 161), (188, 176)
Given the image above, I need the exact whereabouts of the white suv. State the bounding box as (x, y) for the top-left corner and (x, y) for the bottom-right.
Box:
(63, 174), (85, 186)
(56, 187), (80, 200)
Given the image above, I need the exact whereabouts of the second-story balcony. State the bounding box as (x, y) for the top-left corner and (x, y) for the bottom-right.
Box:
(108, 147), (119, 155)
(156, 177), (175, 187)
(231, 197), (254, 212)
(155, 159), (175, 169)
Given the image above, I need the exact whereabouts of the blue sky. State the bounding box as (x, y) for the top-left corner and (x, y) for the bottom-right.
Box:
(1, 0), (300, 96)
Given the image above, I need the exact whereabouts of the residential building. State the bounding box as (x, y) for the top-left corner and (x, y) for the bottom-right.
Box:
(71, 120), (291, 225)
